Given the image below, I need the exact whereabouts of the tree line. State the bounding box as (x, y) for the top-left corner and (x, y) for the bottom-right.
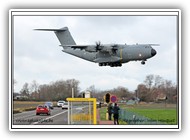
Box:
(137, 75), (177, 103)
(14, 79), (80, 101)
(14, 74), (177, 103)
(86, 75), (177, 103)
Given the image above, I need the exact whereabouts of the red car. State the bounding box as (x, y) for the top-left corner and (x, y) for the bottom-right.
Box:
(36, 105), (51, 115)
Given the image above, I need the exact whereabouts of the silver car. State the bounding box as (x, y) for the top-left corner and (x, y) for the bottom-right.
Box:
(45, 102), (54, 109)
(62, 102), (68, 109)
(57, 100), (65, 107)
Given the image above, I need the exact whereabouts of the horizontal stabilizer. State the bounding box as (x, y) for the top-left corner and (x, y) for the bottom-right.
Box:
(35, 27), (76, 46)
(34, 27), (68, 32)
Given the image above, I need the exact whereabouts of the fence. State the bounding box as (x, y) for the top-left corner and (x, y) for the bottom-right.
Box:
(119, 109), (165, 125)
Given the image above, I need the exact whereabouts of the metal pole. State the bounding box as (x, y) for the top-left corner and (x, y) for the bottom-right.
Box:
(71, 87), (74, 124)
(68, 101), (70, 124)
(89, 101), (91, 124)
(72, 87), (74, 98)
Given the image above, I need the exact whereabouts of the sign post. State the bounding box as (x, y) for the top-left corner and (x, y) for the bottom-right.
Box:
(110, 95), (117, 103)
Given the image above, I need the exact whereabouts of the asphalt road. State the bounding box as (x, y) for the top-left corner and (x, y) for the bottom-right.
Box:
(13, 107), (68, 125)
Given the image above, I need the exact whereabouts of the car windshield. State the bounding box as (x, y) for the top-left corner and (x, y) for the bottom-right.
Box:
(58, 101), (64, 103)
(38, 105), (47, 108)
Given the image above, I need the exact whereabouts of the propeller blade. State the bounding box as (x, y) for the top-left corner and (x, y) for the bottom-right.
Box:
(111, 44), (118, 54)
(95, 41), (102, 51)
(95, 41), (101, 46)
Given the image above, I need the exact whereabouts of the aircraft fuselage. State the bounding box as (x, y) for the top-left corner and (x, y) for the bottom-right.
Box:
(63, 44), (156, 67)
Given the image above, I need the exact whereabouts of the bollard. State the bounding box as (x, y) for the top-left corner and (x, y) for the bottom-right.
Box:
(106, 112), (109, 120)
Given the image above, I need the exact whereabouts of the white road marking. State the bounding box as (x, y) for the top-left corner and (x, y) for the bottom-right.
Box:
(32, 110), (68, 125)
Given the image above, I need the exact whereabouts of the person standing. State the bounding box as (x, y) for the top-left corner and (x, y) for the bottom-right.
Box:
(107, 103), (113, 120)
(113, 103), (120, 125)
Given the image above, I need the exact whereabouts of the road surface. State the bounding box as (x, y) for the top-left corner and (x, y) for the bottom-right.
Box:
(13, 107), (68, 125)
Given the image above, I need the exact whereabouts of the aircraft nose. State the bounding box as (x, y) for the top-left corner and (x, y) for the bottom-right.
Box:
(151, 49), (157, 56)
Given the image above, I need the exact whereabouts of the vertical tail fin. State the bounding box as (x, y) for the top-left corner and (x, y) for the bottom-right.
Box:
(35, 27), (76, 46)
(54, 27), (76, 46)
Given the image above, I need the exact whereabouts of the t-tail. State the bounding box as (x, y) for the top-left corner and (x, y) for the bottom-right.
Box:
(35, 27), (76, 47)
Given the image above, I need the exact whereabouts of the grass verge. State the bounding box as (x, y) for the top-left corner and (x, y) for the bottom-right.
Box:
(99, 107), (127, 124)
(13, 101), (56, 114)
(126, 108), (177, 124)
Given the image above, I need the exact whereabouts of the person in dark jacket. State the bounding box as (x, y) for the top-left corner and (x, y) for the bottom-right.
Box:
(113, 103), (120, 125)
(107, 103), (113, 120)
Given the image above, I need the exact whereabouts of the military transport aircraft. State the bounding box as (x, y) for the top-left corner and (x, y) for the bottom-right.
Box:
(35, 27), (157, 67)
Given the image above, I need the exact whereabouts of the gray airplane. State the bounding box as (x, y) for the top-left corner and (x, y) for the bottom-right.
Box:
(35, 27), (157, 67)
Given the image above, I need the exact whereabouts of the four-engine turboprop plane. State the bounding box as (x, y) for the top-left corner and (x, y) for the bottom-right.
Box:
(35, 27), (157, 67)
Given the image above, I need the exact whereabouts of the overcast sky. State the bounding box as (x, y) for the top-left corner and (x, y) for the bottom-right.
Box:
(13, 13), (177, 92)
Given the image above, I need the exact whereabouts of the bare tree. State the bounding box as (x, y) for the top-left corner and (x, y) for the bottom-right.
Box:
(66, 79), (80, 97)
(144, 74), (154, 89)
(35, 79), (80, 101)
(30, 80), (39, 100)
(30, 80), (39, 93)
(20, 83), (30, 97)
(137, 84), (149, 102)
(154, 75), (164, 88)
(138, 74), (177, 103)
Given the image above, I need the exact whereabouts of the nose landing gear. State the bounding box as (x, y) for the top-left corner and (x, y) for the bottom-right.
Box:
(141, 61), (145, 65)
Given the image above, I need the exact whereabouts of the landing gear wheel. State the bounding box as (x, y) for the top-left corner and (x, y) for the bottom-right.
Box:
(99, 62), (122, 67)
(118, 63), (122, 67)
(110, 63), (122, 67)
(141, 61), (145, 65)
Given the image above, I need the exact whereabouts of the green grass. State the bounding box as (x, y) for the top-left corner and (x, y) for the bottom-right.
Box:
(127, 108), (177, 124)
(99, 107), (107, 120)
(99, 107), (127, 124)
(120, 103), (178, 125)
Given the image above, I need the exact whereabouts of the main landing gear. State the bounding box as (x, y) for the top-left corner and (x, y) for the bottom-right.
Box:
(99, 62), (122, 67)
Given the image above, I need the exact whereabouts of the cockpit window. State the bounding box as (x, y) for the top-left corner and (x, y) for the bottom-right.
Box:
(145, 46), (150, 48)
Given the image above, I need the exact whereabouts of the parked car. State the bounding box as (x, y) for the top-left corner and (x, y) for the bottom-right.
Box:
(62, 102), (68, 109)
(57, 100), (65, 107)
(36, 105), (51, 115)
(45, 102), (54, 109)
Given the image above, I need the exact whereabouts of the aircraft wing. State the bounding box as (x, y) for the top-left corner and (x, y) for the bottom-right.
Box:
(61, 44), (119, 53)
(71, 45), (88, 50)
(61, 45), (88, 49)
(62, 45), (97, 52)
